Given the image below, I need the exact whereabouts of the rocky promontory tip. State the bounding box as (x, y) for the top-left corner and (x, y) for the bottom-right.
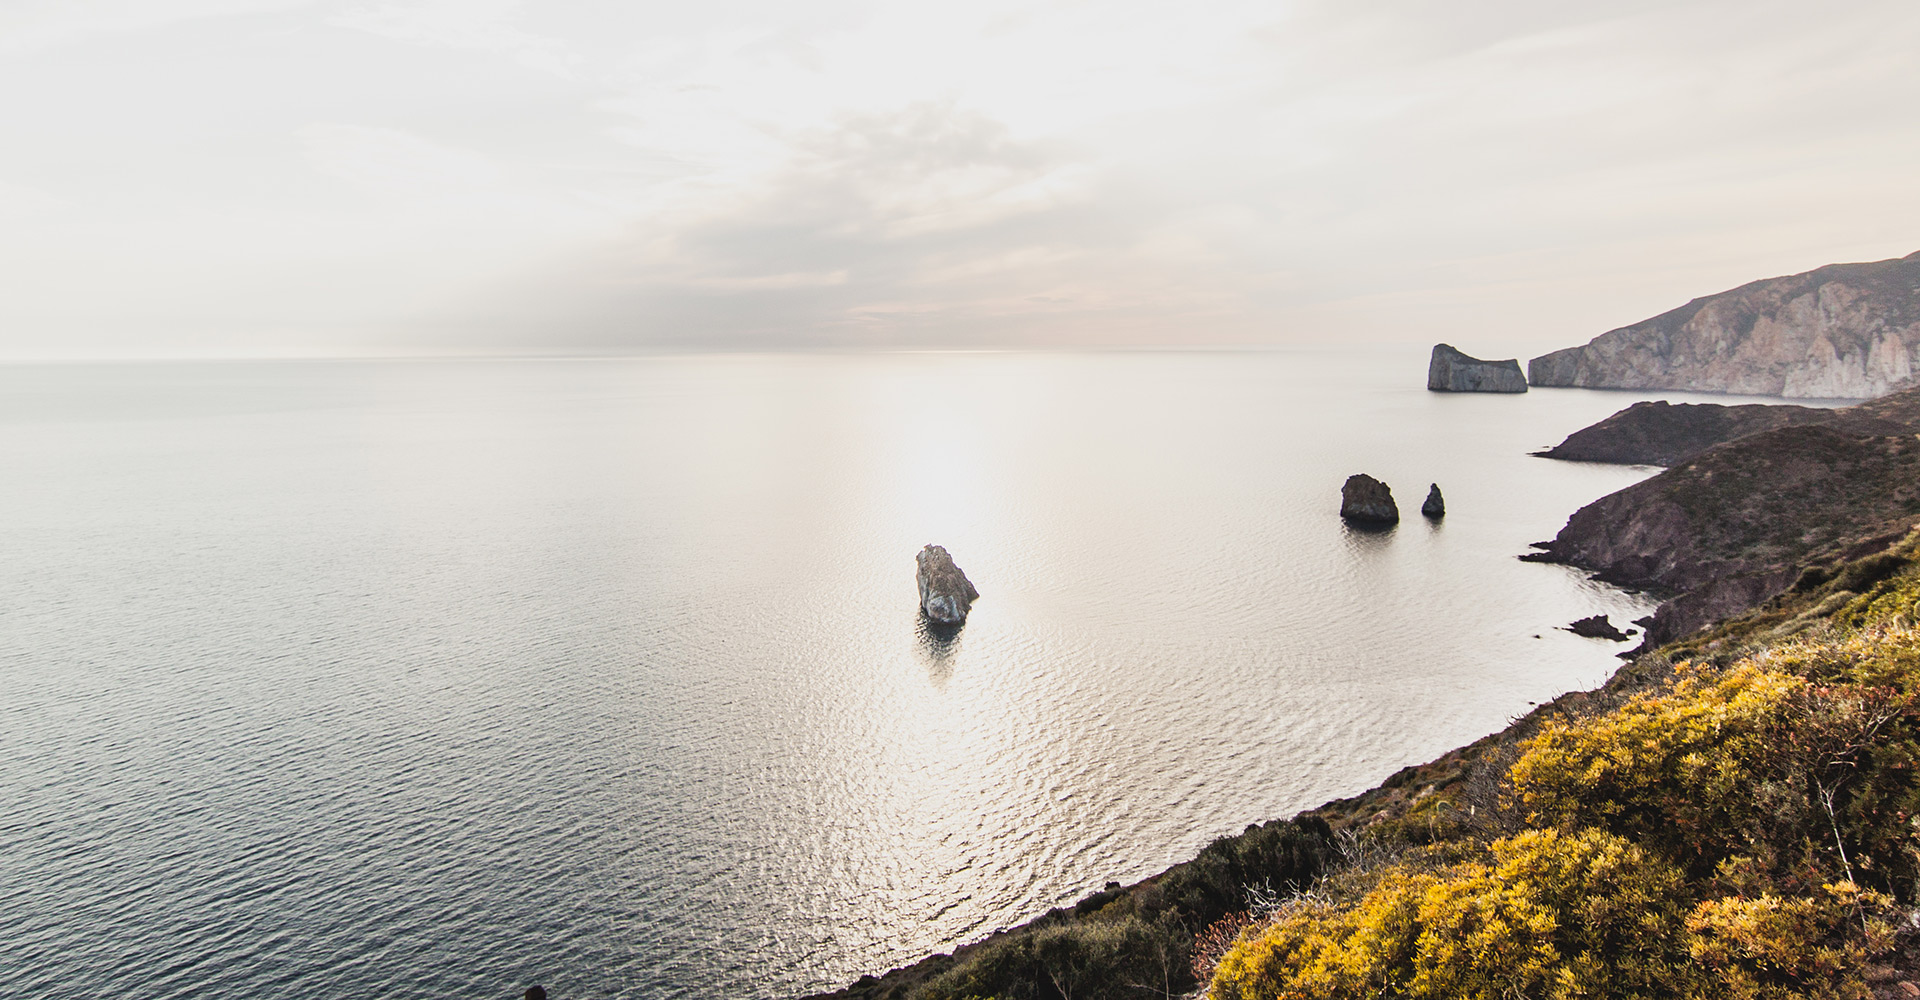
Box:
(1340, 474), (1399, 525)
(1421, 484), (1445, 519)
(1534, 399), (1832, 466)
(1427, 344), (1528, 393)
(915, 545), (979, 625)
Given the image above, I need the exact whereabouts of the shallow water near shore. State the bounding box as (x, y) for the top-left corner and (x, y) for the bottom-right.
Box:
(0, 349), (1799, 998)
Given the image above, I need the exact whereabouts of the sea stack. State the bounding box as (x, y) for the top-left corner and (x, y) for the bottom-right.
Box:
(1421, 484), (1445, 519)
(915, 545), (979, 625)
(1427, 344), (1528, 393)
(1340, 474), (1399, 525)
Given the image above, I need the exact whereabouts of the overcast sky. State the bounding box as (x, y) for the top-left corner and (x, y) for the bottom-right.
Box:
(2, 0), (1917, 358)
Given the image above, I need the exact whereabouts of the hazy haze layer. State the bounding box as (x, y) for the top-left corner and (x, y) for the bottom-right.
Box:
(3, 0), (1918, 357)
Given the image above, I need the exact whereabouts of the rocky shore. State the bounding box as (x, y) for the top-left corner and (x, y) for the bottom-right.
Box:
(806, 525), (1920, 1000)
(803, 382), (1920, 1000)
(1524, 385), (1920, 646)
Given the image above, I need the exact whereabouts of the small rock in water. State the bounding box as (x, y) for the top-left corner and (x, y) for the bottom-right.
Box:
(916, 544), (980, 625)
(1564, 614), (1631, 642)
(1339, 474), (1399, 525)
(1421, 483), (1445, 519)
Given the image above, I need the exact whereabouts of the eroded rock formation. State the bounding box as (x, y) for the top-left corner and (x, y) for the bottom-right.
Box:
(1427, 344), (1528, 393)
(1421, 484), (1444, 519)
(1528, 251), (1920, 398)
(915, 545), (979, 625)
(1340, 474), (1399, 525)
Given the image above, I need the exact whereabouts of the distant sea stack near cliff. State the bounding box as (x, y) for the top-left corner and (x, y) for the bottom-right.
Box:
(1426, 344), (1527, 392)
(1528, 251), (1920, 398)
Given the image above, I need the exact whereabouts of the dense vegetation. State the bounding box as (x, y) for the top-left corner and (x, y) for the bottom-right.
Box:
(812, 531), (1920, 1000)
(1210, 532), (1920, 1000)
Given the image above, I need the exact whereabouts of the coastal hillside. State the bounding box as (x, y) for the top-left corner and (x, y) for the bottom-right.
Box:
(1528, 252), (1920, 398)
(1526, 385), (1920, 645)
(808, 531), (1920, 1000)
(806, 388), (1920, 1000)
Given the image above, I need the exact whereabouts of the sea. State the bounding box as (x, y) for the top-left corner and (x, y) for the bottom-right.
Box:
(0, 348), (1795, 998)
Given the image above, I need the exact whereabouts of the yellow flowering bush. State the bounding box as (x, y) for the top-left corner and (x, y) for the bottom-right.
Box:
(1685, 882), (1887, 1000)
(1209, 828), (1695, 1000)
(1506, 663), (1803, 866)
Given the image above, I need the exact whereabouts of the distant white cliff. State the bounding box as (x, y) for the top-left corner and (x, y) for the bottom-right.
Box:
(1529, 251), (1920, 399)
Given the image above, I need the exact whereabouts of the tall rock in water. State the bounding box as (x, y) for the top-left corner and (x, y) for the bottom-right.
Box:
(1340, 474), (1399, 525)
(1528, 251), (1920, 398)
(915, 545), (979, 625)
(1427, 344), (1528, 393)
(1421, 484), (1445, 519)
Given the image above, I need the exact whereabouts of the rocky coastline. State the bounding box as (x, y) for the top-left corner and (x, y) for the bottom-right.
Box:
(804, 383), (1920, 1000)
(1524, 385), (1920, 647)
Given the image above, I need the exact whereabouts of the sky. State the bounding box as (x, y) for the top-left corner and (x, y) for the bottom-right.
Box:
(2, 0), (1917, 359)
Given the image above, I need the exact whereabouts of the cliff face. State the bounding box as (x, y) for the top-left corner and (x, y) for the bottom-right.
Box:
(1528, 251), (1920, 398)
(1427, 344), (1528, 393)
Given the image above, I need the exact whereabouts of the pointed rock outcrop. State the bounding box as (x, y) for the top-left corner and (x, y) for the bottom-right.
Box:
(1421, 484), (1445, 519)
(916, 545), (979, 625)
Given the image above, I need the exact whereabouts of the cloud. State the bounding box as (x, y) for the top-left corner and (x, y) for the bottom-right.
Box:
(464, 103), (1156, 349)
(1, 0), (1918, 357)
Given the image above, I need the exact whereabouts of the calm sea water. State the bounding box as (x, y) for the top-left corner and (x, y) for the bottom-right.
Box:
(1, 349), (1781, 998)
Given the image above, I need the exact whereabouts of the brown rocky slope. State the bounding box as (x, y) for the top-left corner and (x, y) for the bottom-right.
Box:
(1524, 384), (1920, 644)
(1533, 399), (1833, 466)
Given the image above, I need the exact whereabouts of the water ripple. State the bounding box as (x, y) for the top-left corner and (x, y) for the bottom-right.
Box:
(0, 351), (1717, 998)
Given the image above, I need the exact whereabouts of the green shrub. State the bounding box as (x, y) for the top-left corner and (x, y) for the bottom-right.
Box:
(1141, 818), (1331, 921)
(914, 913), (1187, 1000)
(912, 818), (1332, 1000)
